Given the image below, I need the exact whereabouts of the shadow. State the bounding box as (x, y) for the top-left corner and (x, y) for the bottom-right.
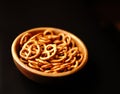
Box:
(17, 58), (98, 94)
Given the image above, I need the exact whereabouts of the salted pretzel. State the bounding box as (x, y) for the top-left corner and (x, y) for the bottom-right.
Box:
(19, 28), (84, 73)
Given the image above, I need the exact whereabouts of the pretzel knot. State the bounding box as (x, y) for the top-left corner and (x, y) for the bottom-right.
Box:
(19, 40), (40, 60)
(40, 44), (57, 60)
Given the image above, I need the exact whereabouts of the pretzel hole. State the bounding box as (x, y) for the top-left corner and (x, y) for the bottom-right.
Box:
(41, 53), (47, 57)
(30, 52), (37, 56)
(19, 57), (28, 64)
(76, 55), (81, 60)
(44, 29), (53, 36)
(31, 45), (38, 50)
(69, 40), (76, 48)
(59, 34), (64, 40)
(71, 50), (75, 53)
(45, 32), (52, 35)
(40, 45), (45, 51)
(46, 46), (53, 51)
(21, 50), (29, 56)
(64, 37), (69, 42)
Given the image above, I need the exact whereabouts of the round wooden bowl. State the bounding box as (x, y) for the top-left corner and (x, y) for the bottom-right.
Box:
(11, 27), (88, 83)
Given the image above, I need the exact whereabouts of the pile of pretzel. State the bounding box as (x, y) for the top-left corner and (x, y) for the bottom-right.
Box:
(19, 29), (83, 73)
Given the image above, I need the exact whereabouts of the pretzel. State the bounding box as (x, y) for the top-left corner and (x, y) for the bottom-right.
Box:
(19, 57), (28, 64)
(43, 29), (54, 36)
(65, 47), (78, 62)
(20, 32), (32, 46)
(35, 58), (49, 65)
(53, 39), (62, 44)
(57, 43), (68, 52)
(19, 40), (40, 60)
(73, 61), (79, 68)
(49, 43), (67, 63)
(40, 63), (53, 70)
(76, 53), (83, 64)
(30, 33), (51, 44)
(63, 34), (71, 45)
(69, 39), (76, 49)
(58, 33), (65, 41)
(40, 44), (57, 60)
(50, 52), (67, 63)
(67, 47), (78, 56)
(28, 60), (39, 69)
(43, 29), (59, 39)
(51, 64), (62, 72)
(29, 33), (43, 40)
(44, 70), (55, 73)
(65, 55), (73, 63)
(19, 28), (84, 73)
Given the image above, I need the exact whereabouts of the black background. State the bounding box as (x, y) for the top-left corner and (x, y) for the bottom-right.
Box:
(0, 1), (120, 94)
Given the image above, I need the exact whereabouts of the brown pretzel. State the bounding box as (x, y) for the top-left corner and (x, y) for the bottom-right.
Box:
(35, 58), (49, 65)
(67, 47), (78, 56)
(63, 34), (71, 45)
(29, 33), (51, 44)
(53, 39), (62, 44)
(65, 47), (78, 63)
(65, 55), (73, 63)
(40, 44), (57, 60)
(69, 39), (76, 49)
(19, 40), (40, 60)
(40, 63), (53, 70)
(57, 43), (68, 52)
(43, 29), (54, 36)
(28, 60), (39, 69)
(20, 32), (32, 46)
(76, 53), (83, 63)
(19, 57), (28, 64)
(50, 52), (67, 63)
(29, 33), (43, 41)
(73, 61), (79, 68)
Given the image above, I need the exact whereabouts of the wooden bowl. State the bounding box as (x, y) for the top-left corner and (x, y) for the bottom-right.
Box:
(11, 27), (88, 83)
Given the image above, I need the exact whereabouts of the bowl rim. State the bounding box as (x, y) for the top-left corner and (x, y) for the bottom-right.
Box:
(11, 27), (88, 77)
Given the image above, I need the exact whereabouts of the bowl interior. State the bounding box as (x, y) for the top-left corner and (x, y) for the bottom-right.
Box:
(11, 27), (88, 77)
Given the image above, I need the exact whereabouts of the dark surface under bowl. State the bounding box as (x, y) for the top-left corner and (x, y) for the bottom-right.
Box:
(0, 1), (120, 94)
